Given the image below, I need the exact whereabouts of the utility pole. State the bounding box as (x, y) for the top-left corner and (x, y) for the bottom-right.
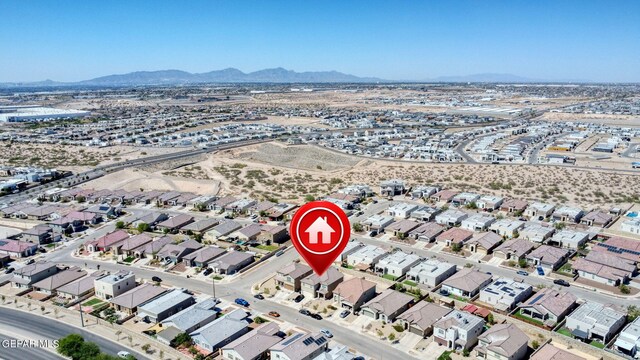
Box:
(212, 275), (216, 299)
(79, 305), (84, 327)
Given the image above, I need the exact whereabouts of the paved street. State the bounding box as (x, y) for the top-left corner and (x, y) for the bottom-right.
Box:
(0, 307), (149, 360)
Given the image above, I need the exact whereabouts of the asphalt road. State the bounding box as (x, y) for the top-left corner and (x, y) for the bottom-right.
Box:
(0, 307), (149, 360)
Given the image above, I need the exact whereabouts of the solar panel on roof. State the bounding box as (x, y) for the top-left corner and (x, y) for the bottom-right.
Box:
(527, 294), (545, 305)
(0, 240), (7, 246)
(303, 338), (314, 346)
(315, 337), (327, 345)
(281, 333), (303, 346)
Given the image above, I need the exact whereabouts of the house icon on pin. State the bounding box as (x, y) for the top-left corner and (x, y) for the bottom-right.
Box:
(305, 216), (335, 244)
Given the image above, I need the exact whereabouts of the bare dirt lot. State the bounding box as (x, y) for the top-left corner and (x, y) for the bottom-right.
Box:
(82, 142), (640, 209)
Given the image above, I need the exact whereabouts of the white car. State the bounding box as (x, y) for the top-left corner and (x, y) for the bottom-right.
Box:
(320, 329), (333, 338)
(117, 351), (131, 358)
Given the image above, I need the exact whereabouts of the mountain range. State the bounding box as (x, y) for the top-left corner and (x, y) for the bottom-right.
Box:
(0, 68), (589, 87)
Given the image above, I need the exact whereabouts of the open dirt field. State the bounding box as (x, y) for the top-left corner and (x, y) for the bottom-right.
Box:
(0, 142), (184, 173)
(541, 112), (640, 127)
(82, 142), (640, 209)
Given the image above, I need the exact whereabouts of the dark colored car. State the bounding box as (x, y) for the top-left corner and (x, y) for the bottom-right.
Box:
(151, 276), (162, 282)
(340, 310), (350, 318)
(293, 294), (305, 303)
(369, 230), (378, 237)
(254, 294), (264, 300)
(553, 279), (570, 287)
(202, 268), (213, 276)
(4, 267), (14, 274)
(235, 298), (250, 307)
(311, 313), (323, 320)
(299, 309), (311, 316)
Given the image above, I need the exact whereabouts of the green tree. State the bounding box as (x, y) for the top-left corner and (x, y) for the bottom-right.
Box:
(487, 313), (495, 325)
(352, 222), (363, 232)
(58, 334), (85, 359)
(554, 222), (566, 230)
(437, 351), (452, 360)
(115, 221), (125, 229)
(304, 194), (315, 202)
(620, 284), (631, 294)
(137, 223), (150, 232)
(518, 258), (528, 268)
(78, 342), (101, 359)
(532, 340), (540, 349)
(171, 333), (193, 348)
(628, 305), (640, 321)
(451, 242), (463, 253)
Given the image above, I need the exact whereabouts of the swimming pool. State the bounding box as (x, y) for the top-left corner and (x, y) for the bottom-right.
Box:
(627, 212), (639, 218)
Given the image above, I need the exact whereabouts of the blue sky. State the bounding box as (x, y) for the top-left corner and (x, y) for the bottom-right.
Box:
(1, 1), (639, 82)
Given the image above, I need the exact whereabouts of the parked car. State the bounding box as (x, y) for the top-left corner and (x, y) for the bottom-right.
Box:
(439, 288), (449, 296)
(268, 311), (280, 317)
(4, 267), (14, 274)
(369, 230), (378, 237)
(536, 266), (545, 276)
(293, 294), (305, 303)
(516, 270), (529, 276)
(25, 259), (35, 265)
(553, 279), (570, 287)
(311, 313), (323, 320)
(254, 294), (264, 300)
(202, 268), (213, 276)
(320, 329), (333, 338)
(235, 298), (250, 307)
(299, 309), (311, 316)
(117, 351), (131, 359)
(151, 276), (162, 282)
(340, 310), (350, 318)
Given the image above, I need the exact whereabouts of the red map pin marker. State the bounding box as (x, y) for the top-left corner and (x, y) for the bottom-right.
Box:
(289, 200), (351, 276)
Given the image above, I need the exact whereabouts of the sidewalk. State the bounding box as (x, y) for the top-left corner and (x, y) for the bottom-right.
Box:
(0, 295), (189, 360)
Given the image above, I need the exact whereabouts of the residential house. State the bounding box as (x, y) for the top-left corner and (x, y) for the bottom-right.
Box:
(137, 288), (195, 323)
(524, 202), (555, 221)
(361, 214), (394, 232)
(109, 283), (166, 315)
(430, 190), (458, 203)
(565, 301), (625, 344)
(118, 233), (153, 257)
(530, 343), (586, 360)
(0, 239), (38, 258)
(56, 271), (104, 301)
(134, 236), (173, 259)
(270, 332), (329, 360)
(433, 310), (485, 350)
(493, 239), (535, 260)
(85, 230), (129, 253)
(332, 277), (377, 312)
(221, 322), (283, 360)
(549, 230), (589, 249)
(182, 246), (226, 268)
(207, 220), (243, 238)
(191, 309), (249, 355)
(208, 251), (254, 275)
(435, 209), (468, 227)
(156, 214), (194, 233)
(572, 258), (630, 286)
(436, 228), (474, 247)
(593, 236), (640, 263)
(410, 206), (441, 222)
(525, 245), (571, 271)
(451, 192), (480, 207)
(411, 186), (439, 200)
(94, 270), (136, 300)
(379, 179), (405, 196)
(226, 199), (257, 215)
(398, 302), (452, 337)
(264, 203), (297, 221)
(489, 219), (525, 238)
(552, 206), (584, 223)
(157, 298), (220, 345)
(406, 258), (457, 287)
(338, 241), (364, 263)
(581, 211), (614, 227)
(360, 289), (414, 322)
(257, 225), (288, 245)
(475, 323), (528, 360)
(614, 317), (640, 358)
(385, 219), (420, 238)
(519, 224), (555, 243)
(32, 266), (86, 295)
(11, 261), (58, 289)
(441, 268), (492, 299)
(461, 214), (496, 232)
(409, 222), (444, 242)
(131, 212), (168, 230)
(276, 263), (313, 292)
(466, 232), (502, 254)
(622, 218), (640, 236)
(479, 277), (533, 312)
(301, 267), (344, 299)
(21, 225), (54, 244)
(518, 288), (577, 327)
(374, 251), (421, 278)
(477, 195), (504, 211)
(346, 245), (387, 270)
(234, 224), (263, 243)
(499, 199), (528, 214)
(386, 203), (419, 219)
(180, 218), (220, 235)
